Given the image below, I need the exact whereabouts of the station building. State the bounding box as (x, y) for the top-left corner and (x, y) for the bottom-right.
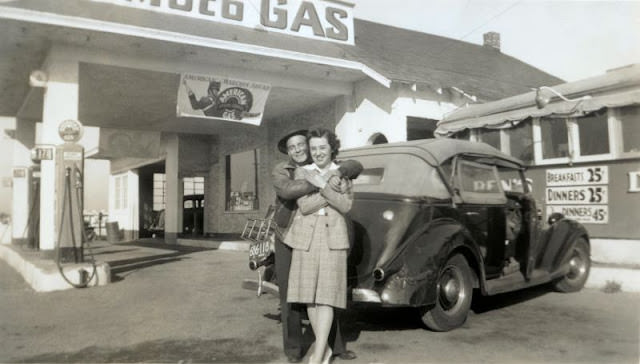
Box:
(438, 64), (640, 258)
(2, 0), (562, 251)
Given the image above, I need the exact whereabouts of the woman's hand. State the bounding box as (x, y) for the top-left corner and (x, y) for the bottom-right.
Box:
(304, 170), (328, 189)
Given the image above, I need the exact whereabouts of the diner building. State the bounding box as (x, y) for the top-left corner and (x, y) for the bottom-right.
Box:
(2, 0), (562, 250)
(437, 64), (640, 246)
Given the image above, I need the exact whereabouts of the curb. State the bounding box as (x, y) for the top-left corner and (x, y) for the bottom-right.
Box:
(176, 238), (249, 251)
(586, 263), (640, 292)
(0, 244), (110, 292)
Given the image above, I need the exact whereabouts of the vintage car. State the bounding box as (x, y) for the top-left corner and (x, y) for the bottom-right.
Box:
(340, 138), (591, 331)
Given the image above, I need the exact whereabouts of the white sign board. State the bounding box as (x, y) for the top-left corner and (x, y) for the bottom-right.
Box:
(546, 205), (609, 224)
(546, 185), (608, 205)
(546, 166), (608, 186)
(92, 0), (355, 45)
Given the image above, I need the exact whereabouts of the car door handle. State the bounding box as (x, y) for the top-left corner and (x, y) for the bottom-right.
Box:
(465, 212), (480, 216)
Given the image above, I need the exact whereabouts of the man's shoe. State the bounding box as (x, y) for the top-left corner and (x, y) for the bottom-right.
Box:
(333, 350), (357, 360)
(286, 354), (302, 363)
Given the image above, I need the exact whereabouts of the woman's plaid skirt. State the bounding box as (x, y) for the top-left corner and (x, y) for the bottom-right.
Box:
(286, 215), (347, 309)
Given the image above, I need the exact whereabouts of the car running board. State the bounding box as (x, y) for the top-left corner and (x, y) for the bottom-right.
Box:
(484, 269), (551, 296)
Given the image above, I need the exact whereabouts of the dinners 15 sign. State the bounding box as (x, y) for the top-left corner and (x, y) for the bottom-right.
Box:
(177, 73), (271, 126)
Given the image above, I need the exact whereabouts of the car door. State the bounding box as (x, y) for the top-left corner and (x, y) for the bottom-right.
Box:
(452, 158), (508, 277)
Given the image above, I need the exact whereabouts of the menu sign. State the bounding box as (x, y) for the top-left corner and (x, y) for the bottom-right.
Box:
(545, 166), (608, 224)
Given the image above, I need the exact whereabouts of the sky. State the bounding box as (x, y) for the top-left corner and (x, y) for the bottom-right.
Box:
(353, 0), (640, 82)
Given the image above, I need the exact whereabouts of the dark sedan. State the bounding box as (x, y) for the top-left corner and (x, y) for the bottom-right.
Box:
(341, 139), (591, 331)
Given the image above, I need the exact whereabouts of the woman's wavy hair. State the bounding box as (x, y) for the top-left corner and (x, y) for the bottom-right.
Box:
(307, 127), (341, 160)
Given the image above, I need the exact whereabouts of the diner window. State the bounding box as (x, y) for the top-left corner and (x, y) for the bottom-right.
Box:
(477, 128), (500, 149)
(226, 149), (259, 212)
(577, 110), (609, 156)
(505, 120), (534, 164)
(540, 117), (569, 159)
(619, 105), (640, 153)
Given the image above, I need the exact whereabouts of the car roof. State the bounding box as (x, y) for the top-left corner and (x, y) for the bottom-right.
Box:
(340, 138), (524, 168)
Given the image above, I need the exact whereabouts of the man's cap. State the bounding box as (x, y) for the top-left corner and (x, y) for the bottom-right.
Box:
(277, 129), (308, 154)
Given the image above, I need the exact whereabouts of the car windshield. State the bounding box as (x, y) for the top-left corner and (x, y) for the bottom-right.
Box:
(350, 153), (449, 199)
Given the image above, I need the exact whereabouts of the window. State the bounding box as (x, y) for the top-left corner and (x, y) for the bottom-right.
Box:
(619, 105), (640, 153)
(114, 174), (128, 210)
(407, 116), (438, 140)
(453, 129), (470, 140)
(540, 117), (569, 159)
(368, 133), (388, 145)
(153, 173), (165, 211)
(505, 120), (534, 164)
(577, 110), (609, 156)
(497, 166), (526, 193)
(477, 128), (500, 149)
(184, 177), (205, 196)
(226, 149), (259, 212)
(353, 168), (385, 185)
(456, 160), (506, 204)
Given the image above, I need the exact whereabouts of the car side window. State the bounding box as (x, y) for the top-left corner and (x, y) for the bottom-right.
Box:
(455, 159), (507, 204)
(497, 166), (526, 193)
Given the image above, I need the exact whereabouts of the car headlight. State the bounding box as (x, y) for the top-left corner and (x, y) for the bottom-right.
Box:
(382, 210), (394, 221)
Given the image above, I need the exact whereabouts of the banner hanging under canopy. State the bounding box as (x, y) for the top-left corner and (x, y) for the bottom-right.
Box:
(177, 73), (271, 126)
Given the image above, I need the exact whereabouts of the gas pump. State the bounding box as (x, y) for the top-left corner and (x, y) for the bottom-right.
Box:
(55, 139), (84, 263)
(25, 165), (41, 250)
(53, 119), (96, 287)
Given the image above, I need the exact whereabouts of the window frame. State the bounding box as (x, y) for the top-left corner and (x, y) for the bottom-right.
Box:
(455, 105), (638, 165)
(611, 106), (640, 159)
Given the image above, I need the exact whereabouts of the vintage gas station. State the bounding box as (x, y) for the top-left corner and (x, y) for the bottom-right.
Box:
(3, 0), (637, 291)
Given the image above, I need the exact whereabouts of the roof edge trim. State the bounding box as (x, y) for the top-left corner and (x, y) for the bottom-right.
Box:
(0, 5), (391, 87)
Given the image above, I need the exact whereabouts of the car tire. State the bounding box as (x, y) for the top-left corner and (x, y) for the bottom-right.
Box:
(553, 237), (590, 293)
(420, 254), (473, 331)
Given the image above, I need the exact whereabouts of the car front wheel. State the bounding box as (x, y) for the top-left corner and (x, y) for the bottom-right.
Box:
(553, 237), (590, 293)
(420, 254), (473, 331)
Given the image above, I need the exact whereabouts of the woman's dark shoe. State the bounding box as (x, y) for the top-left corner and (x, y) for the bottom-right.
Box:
(333, 350), (357, 360)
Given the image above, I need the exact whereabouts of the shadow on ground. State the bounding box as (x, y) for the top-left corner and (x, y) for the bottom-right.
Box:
(11, 338), (280, 363)
(336, 283), (555, 348)
(97, 241), (216, 282)
(471, 283), (553, 314)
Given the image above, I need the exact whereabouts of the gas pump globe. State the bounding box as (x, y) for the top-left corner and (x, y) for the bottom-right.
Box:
(55, 119), (85, 263)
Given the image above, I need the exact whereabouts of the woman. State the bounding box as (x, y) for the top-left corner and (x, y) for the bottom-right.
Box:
(284, 128), (353, 364)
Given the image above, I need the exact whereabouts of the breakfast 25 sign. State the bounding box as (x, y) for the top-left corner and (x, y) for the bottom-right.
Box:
(92, 0), (355, 44)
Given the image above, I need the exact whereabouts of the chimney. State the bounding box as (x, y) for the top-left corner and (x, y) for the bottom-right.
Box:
(483, 32), (501, 51)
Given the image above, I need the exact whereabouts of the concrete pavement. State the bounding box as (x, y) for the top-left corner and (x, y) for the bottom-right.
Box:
(0, 239), (638, 364)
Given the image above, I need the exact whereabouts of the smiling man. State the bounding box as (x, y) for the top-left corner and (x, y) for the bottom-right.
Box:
(272, 128), (361, 363)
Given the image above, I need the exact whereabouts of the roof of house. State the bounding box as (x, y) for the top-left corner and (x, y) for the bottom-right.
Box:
(341, 20), (564, 101)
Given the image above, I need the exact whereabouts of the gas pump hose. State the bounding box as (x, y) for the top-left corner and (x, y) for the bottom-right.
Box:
(54, 167), (98, 288)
